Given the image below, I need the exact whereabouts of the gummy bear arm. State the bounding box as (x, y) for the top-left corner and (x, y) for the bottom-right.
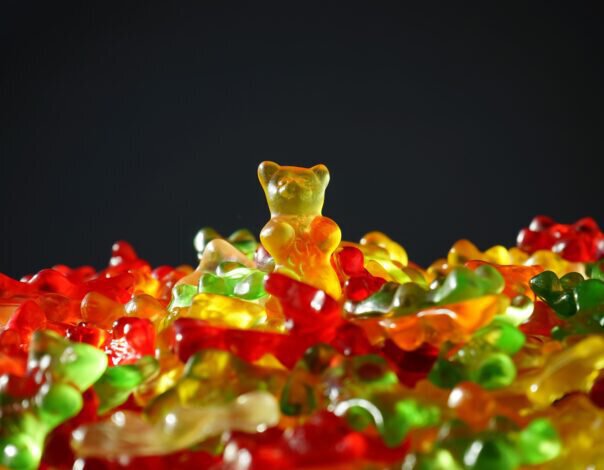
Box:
(260, 220), (296, 252)
(310, 216), (342, 251)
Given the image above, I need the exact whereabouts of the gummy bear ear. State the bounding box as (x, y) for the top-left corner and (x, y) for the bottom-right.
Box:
(311, 164), (330, 186)
(258, 161), (280, 186)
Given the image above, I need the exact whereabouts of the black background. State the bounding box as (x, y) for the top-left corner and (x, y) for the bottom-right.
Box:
(1, 2), (602, 278)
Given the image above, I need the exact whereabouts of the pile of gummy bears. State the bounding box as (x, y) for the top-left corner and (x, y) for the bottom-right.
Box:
(2, 162), (604, 470)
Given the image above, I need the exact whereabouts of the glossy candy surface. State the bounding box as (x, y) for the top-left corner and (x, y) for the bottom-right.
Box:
(1, 162), (602, 469)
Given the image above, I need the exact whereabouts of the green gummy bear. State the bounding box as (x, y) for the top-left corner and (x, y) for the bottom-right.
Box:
(199, 263), (267, 300)
(530, 270), (604, 337)
(0, 331), (107, 470)
(429, 321), (524, 390)
(476, 319), (525, 355)
(346, 265), (504, 319)
(28, 330), (108, 392)
(529, 271), (579, 317)
(405, 415), (559, 470)
(429, 265), (504, 305)
(94, 355), (159, 414)
(574, 278), (604, 312)
(344, 281), (427, 317)
(327, 353), (441, 446)
(337, 392), (441, 447)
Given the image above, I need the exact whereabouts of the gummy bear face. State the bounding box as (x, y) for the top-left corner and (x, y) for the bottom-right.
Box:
(258, 161), (330, 217)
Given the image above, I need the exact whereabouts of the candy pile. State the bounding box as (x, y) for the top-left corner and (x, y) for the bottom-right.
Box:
(1, 162), (604, 470)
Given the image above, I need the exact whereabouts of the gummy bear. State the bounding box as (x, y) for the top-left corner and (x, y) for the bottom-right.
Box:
(403, 416), (560, 470)
(258, 161), (342, 299)
(93, 355), (159, 414)
(281, 344), (441, 447)
(223, 410), (409, 469)
(542, 394), (604, 468)
(71, 390), (279, 458)
(523, 335), (604, 407)
(530, 270), (604, 338)
(198, 262), (267, 301)
(77, 350), (283, 459)
(429, 319), (525, 390)
(517, 215), (604, 262)
(334, 246), (387, 301)
(345, 265), (508, 351)
(0, 330), (107, 469)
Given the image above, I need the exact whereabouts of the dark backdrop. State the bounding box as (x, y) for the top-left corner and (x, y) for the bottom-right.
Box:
(1, 2), (602, 277)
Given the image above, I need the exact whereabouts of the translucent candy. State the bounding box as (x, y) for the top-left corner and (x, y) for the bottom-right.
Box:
(429, 239), (584, 279)
(530, 270), (604, 337)
(543, 394), (604, 468)
(223, 410), (409, 469)
(199, 263), (267, 300)
(345, 265), (505, 319)
(0, 331), (107, 469)
(174, 238), (254, 292)
(147, 348), (286, 415)
(168, 293), (270, 329)
(258, 161), (342, 299)
(517, 215), (604, 262)
(429, 319), (525, 390)
(71, 391), (280, 458)
(523, 335), (604, 407)
(194, 227), (258, 259)
(93, 355), (159, 414)
(403, 415), (560, 470)
(0, 162), (601, 469)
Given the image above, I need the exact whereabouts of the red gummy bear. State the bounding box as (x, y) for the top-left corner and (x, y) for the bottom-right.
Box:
(517, 215), (604, 262)
(264, 272), (342, 340)
(335, 246), (386, 301)
(104, 240), (151, 276)
(223, 411), (409, 469)
(170, 317), (309, 368)
(170, 316), (372, 369)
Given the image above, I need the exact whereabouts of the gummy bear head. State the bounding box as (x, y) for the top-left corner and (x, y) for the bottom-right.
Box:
(258, 161), (330, 217)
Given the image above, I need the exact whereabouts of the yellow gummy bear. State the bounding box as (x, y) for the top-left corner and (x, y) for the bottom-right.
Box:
(360, 231), (408, 267)
(543, 394), (604, 469)
(524, 335), (604, 407)
(71, 391), (280, 458)
(429, 239), (585, 280)
(166, 293), (284, 331)
(258, 161), (342, 299)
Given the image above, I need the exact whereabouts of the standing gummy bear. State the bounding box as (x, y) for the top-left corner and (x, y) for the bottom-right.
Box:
(258, 161), (342, 299)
